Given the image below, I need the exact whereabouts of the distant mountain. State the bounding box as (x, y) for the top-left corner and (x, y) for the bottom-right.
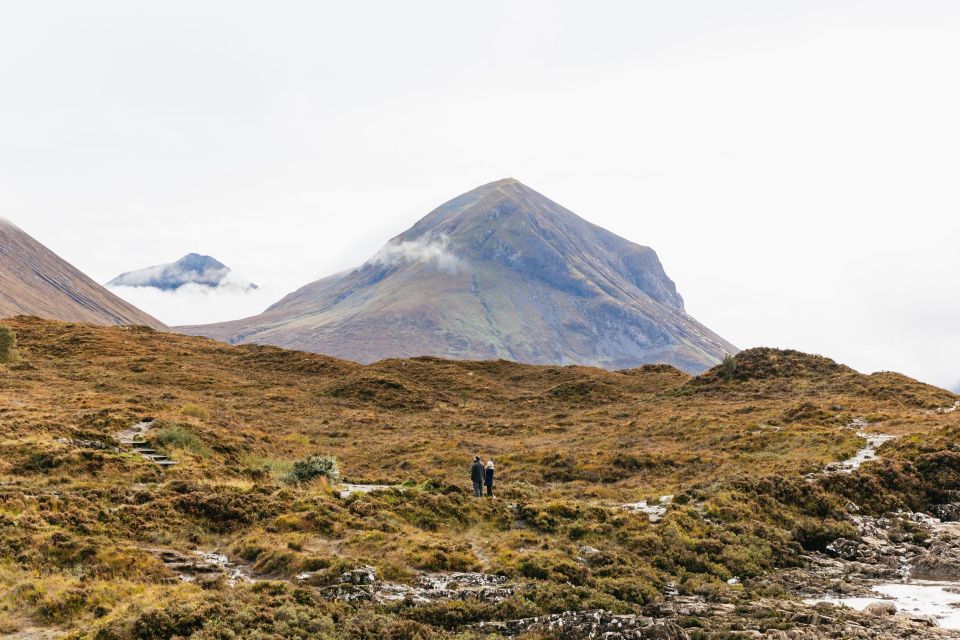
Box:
(181, 179), (736, 373)
(108, 254), (257, 291)
(0, 218), (165, 329)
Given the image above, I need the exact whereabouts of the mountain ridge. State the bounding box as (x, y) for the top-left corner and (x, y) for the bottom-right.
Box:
(181, 179), (736, 372)
(0, 218), (165, 329)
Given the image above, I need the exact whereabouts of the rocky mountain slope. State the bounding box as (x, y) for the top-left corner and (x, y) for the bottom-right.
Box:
(0, 218), (165, 328)
(108, 253), (257, 291)
(182, 179), (736, 373)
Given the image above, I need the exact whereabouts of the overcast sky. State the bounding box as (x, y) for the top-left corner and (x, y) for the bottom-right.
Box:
(2, 1), (958, 390)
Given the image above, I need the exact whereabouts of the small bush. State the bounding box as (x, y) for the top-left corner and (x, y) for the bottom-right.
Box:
(721, 354), (736, 382)
(181, 403), (211, 420)
(283, 455), (340, 486)
(0, 326), (19, 363)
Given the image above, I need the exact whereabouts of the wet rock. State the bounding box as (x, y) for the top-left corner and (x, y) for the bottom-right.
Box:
(910, 546), (960, 580)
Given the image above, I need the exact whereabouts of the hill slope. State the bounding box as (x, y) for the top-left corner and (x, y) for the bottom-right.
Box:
(182, 179), (735, 373)
(0, 218), (165, 328)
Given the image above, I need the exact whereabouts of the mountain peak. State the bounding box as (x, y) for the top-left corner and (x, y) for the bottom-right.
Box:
(183, 180), (736, 373)
(108, 254), (256, 291)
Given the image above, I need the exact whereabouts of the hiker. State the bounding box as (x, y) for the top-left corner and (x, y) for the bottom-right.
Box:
(470, 455), (485, 497)
(484, 459), (495, 497)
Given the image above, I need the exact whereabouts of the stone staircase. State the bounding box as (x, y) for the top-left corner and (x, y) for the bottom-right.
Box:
(116, 420), (178, 467)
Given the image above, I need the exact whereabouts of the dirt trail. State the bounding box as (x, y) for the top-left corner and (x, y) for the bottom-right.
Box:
(115, 420), (178, 467)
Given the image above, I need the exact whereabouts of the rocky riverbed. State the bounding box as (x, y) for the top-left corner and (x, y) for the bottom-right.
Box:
(798, 510), (960, 633)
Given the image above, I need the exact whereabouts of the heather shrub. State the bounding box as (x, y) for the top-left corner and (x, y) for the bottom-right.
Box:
(151, 425), (206, 454)
(283, 455), (340, 485)
(721, 353), (736, 382)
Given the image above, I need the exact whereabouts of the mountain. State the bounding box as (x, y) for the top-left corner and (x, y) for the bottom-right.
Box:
(181, 179), (736, 373)
(108, 253), (257, 291)
(0, 218), (165, 329)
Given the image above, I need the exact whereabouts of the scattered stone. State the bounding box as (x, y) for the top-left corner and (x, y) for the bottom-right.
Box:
(150, 548), (252, 586)
(477, 610), (689, 639)
(56, 437), (119, 452)
(320, 570), (514, 605)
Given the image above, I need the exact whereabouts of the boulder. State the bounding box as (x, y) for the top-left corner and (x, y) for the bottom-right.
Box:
(932, 503), (960, 522)
(341, 565), (377, 585)
(864, 601), (897, 616)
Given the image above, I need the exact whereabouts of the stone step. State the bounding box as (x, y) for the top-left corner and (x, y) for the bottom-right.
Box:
(136, 449), (158, 455)
(154, 460), (179, 466)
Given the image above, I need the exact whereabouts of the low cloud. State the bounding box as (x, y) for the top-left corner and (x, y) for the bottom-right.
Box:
(108, 282), (279, 326)
(369, 235), (462, 273)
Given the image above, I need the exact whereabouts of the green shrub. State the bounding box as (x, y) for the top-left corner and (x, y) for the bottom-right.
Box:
(283, 455), (340, 486)
(0, 325), (19, 363)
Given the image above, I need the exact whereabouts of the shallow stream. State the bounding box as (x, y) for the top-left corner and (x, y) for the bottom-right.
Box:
(807, 581), (960, 630)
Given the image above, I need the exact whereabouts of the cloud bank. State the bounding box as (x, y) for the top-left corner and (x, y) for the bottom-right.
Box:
(108, 282), (280, 327)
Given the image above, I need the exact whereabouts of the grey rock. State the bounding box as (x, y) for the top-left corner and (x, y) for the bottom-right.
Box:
(340, 565), (377, 585)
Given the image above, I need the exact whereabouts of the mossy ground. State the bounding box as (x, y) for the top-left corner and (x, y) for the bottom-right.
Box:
(0, 317), (957, 638)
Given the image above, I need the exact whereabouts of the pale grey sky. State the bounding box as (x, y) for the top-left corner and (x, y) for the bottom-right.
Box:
(2, 1), (959, 390)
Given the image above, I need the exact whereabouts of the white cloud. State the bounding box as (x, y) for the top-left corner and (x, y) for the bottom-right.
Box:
(369, 235), (462, 273)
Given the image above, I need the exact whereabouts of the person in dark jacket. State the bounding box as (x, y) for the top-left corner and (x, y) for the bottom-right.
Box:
(484, 460), (495, 497)
(470, 456), (484, 497)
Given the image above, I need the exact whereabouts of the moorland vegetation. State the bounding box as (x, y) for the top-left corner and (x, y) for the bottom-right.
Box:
(0, 316), (957, 638)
